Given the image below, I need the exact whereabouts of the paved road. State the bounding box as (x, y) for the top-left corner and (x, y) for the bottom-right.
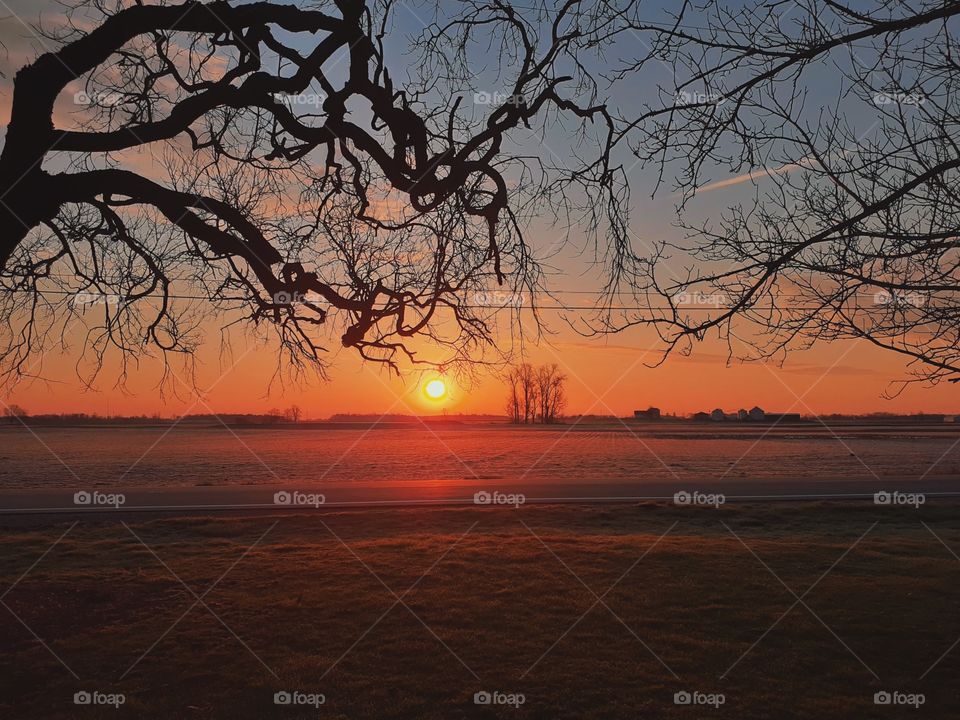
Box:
(0, 475), (956, 516)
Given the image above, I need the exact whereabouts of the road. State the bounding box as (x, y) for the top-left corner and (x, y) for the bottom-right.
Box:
(0, 474), (956, 517)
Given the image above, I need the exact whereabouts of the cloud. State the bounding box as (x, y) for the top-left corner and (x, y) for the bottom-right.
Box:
(694, 161), (804, 193)
(692, 143), (852, 194)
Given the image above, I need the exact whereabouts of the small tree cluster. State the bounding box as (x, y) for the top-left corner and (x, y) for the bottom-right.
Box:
(2, 404), (28, 423)
(505, 363), (566, 424)
(284, 405), (303, 423)
(266, 405), (304, 422)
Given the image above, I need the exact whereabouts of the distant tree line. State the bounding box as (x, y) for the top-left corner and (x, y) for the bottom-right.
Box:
(0, 406), (307, 425)
(504, 364), (567, 424)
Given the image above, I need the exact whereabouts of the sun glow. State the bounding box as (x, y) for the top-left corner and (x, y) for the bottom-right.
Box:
(424, 378), (447, 400)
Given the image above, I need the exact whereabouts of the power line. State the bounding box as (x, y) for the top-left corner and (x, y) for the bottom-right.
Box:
(0, 290), (922, 313)
(11, 277), (926, 299)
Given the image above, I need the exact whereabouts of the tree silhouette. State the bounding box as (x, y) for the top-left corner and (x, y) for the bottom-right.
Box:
(2, 403), (28, 421)
(535, 362), (565, 423)
(0, 0), (631, 387)
(504, 361), (564, 423)
(6, 0), (953, 393)
(602, 0), (960, 390)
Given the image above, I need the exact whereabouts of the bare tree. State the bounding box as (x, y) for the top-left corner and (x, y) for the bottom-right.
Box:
(2, 403), (29, 422)
(505, 361), (564, 423)
(265, 407), (284, 424)
(503, 362), (537, 423)
(599, 0), (960, 391)
(284, 405), (302, 422)
(535, 362), (566, 422)
(518, 362), (537, 423)
(0, 0), (638, 390)
(504, 365), (522, 423)
(7, 0), (953, 399)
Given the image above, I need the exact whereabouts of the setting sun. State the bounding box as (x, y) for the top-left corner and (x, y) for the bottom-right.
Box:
(424, 378), (447, 400)
(4, 1), (960, 716)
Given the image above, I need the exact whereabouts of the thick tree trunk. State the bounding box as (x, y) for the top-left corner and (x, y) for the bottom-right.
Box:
(0, 57), (65, 270)
(0, 170), (58, 271)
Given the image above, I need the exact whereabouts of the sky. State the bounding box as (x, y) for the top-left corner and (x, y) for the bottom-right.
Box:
(2, 0), (960, 419)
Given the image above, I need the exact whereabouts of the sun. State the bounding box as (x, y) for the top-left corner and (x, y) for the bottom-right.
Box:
(424, 378), (447, 400)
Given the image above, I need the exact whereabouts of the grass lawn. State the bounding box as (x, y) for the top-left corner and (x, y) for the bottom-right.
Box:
(1, 501), (959, 718)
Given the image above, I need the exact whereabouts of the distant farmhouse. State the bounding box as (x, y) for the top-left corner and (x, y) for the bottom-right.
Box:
(636, 405), (805, 422)
(691, 406), (802, 423)
(683, 409), (953, 424)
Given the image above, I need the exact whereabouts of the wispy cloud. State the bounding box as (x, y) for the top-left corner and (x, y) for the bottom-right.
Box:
(695, 161), (805, 193)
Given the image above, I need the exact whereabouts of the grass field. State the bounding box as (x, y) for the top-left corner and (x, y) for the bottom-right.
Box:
(2, 501), (959, 718)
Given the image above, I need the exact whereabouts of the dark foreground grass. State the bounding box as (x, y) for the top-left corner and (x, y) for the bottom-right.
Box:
(1, 501), (960, 718)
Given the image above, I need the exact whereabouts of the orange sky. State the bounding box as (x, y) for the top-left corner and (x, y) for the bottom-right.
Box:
(2, 2), (960, 419)
(6, 319), (960, 419)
